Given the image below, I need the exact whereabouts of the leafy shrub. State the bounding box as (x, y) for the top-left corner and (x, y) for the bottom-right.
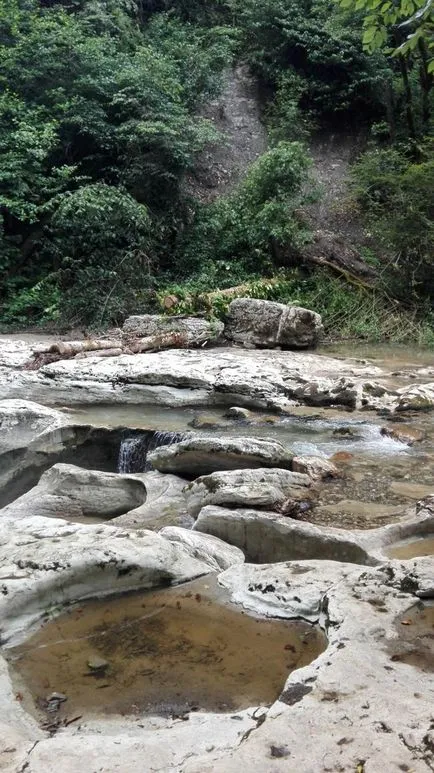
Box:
(176, 141), (315, 279)
(351, 144), (434, 301)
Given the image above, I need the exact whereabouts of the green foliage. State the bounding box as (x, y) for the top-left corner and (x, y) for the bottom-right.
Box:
(0, 0), (235, 325)
(177, 142), (315, 279)
(336, 0), (434, 69)
(158, 268), (434, 344)
(351, 144), (434, 299)
(229, 0), (391, 125)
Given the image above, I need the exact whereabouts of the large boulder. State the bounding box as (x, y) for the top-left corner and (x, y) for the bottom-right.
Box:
(193, 505), (373, 565)
(224, 298), (323, 349)
(122, 315), (224, 347)
(184, 468), (312, 517)
(148, 435), (294, 477)
(2, 463), (147, 521)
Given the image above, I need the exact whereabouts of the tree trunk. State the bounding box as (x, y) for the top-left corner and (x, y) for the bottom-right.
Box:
(418, 39), (433, 133)
(398, 54), (417, 139)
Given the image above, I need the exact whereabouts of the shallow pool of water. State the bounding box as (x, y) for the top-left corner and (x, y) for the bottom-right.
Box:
(388, 601), (434, 673)
(387, 536), (434, 560)
(5, 576), (326, 722)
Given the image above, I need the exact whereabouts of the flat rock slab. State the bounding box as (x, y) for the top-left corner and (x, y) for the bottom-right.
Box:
(1, 342), (419, 413)
(148, 436), (294, 477)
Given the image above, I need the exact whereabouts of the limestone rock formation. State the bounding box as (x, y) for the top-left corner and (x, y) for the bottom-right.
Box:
(184, 468), (312, 517)
(148, 436), (294, 477)
(224, 298), (323, 349)
(292, 455), (339, 479)
(115, 470), (192, 530)
(2, 463), (147, 521)
(159, 525), (245, 570)
(193, 505), (373, 564)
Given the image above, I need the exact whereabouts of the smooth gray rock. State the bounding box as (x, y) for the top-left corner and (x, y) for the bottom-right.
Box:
(148, 435), (294, 477)
(2, 463), (147, 521)
(159, 526), (245, 570)
(0, 516), (234, 645)
(194, 505), (373, 565)
(115, 470), (193, 530)
(224, 298), (323, 349)
(2, 343), (411, 413)
(184, 468), (312, 517)
(123, 315), (224, 346)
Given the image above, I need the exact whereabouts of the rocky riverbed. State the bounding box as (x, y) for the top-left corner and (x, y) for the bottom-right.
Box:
(0, 327), (433, 773)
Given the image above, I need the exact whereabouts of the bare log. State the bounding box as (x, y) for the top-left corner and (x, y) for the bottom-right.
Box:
(128, 332), (188, 353)
(34, 338), (122, 357)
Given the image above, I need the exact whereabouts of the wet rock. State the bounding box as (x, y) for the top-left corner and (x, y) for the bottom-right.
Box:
(396, 383), (434, 411)
(332, 426), (362, 439)
(1, 463), (147, 521)
(0, 515), (234, 643)
(381, 424), (425, 445)
(224, 298), (323, 349)
(122, 315), (224, 347)
(292, 456), (338, 480)
(389, 482), (434, 500)
(184, 468), (312, 517)
(148, 436), (294, 477)
(329, 451), (354, 464)
(87, 657), (109, 673)
(224, 407), (252, 421)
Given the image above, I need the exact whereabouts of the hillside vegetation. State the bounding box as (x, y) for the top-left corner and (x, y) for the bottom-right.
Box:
(1, 0), (433, 341)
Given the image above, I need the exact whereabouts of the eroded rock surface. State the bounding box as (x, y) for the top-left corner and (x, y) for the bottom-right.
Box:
(193, 505), (374, 564)
(184, 468), (312, 517)
(1, 340), (414, 413)
(159, 526), (245, 570)
(224, 298), (323, 349)
(2, 463), (147, 521)
(149, 436), (294, 477)
(115, 470), (192, 530)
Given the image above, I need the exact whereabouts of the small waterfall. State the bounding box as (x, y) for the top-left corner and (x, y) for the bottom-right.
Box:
(117, 431), (187, 474)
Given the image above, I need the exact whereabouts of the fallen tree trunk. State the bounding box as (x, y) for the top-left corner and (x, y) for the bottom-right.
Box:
(34, 339), (122, 357)
(127, 332), (188, 353)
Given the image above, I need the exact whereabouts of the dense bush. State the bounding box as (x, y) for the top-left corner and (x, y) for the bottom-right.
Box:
(351, 144), (434, 302)
(175, 142), (315, 280)
(229, 0), (391, 126)
(0, 0), (432, 332)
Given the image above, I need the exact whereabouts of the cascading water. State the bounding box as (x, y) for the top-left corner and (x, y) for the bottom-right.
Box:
(117, 431), (187, 474)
